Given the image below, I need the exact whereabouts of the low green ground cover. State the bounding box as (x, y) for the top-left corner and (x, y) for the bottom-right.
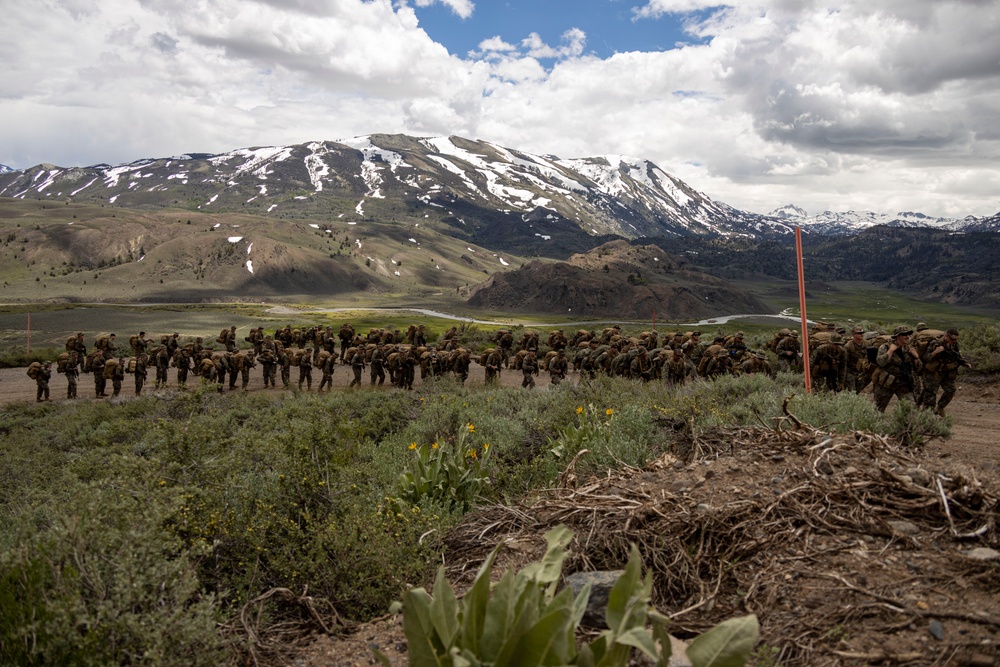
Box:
(0, 373), (950, 665)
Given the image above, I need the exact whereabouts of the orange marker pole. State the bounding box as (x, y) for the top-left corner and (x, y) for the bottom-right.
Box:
(795, 228), (811, 393)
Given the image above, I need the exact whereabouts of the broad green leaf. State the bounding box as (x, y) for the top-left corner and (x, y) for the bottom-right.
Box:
(686, 614), (759, 667)
(494, 605), (572, 667)
(460, 543), (502, 656)
(606, 545), (643, 632)
(615, 627), (658, 660)
(430, 566), (460, 650)
(521, 525), (572, 586)
(481, 569), (516, 658)
(403, 588), (446, 667)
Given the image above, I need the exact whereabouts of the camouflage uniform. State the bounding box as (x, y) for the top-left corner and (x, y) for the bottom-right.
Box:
(810, 335), (847, 392)
(370, 345), (387, 386)
(548, 350), (569, 385)
(61, 351), (80, 399)
(318, 352), (336, 391)
(297, 351), (313, 390)
(90, 350), (108, 397)
(918, 328), (971, 416)
(843, 327), (871, 393)
(35, 362), (52, 402)
(739, 352), (775, 378)
(663, 350), (689, 386)
(484, 349), (504, 386)
(110, 358), (126, 397)
(349, 349), (365, 388)
(775, 332), (801, 372)
(134, 354), (149, 396)
(873, 326), (921, 412)
(521, 352), (539, 389)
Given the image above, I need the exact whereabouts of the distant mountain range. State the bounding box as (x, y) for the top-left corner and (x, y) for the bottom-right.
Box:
(768, 204), (1000, 235)
(2, 135), (996, 246)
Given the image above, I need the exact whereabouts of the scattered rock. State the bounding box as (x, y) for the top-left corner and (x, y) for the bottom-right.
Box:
(565, 570), (624, 628)
(887, 520), (920, 536)
(964, 547), (1000, 561)
(904, 467), (933, 486)
(929, 619), (944, 641)
(816, 459), (835, 475)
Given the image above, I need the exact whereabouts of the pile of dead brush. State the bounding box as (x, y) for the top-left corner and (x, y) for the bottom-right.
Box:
(444, 400), (1000, 666)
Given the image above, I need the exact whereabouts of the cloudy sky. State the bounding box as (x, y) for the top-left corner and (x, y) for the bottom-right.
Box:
(3, 0), (999, 218)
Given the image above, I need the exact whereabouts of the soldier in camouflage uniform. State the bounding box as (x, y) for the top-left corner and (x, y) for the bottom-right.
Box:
(348, 348), (366, 388)
(134, 353), (149, 396)
(318, 351), (336, 391)
(843, 326), (871, 393)
(810, 334), (847, 392)
(90, 350), (108, 397)
(548, 349), (568, 385)
(297, 350), (313, 390)
(919, 327), (972, 416)
(61, 351), (80, 399)
(521, 350), (539, 389)
(35, 361), (52, 402)
(775, 331), (801, 372)
(110, 357), (126, 397)
(484, 348), (504, 385)
(740, 350), (775, 378)
(370, 343), (387, 386)
(663, 348), (689, 386)
(225, 326), (238, 353)
(873, 325), (921, 412)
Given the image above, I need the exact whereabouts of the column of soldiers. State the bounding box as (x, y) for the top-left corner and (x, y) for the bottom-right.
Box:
(29, 321), (970, 416)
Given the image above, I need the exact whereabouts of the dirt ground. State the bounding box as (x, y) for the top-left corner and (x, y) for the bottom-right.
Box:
(3, 365), (997, 667)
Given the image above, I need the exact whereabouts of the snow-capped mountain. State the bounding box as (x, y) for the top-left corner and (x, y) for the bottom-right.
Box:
(767, 205), (995, 235)
(0, 135), (794, 240)
(0, 136), (994, 240)
(0, 164), (14, 175)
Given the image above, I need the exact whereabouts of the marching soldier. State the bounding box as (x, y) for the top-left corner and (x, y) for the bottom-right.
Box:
(370, 343), (387, 386)
(34, 361), (52, 402)
(348, 347), (366, 388)
(919, 327), (972, 416)
(810, 334), (847, 392)
(740, 350), (775, 378)
(775, 331), (801, 372)
(844, 326), (871, 393)
(873, 325), (921, 412)
(548, 349), (568, 385)
(134, 354), (149, 396)
(664, 347), (689, 386)
(521, 350), (539, 389)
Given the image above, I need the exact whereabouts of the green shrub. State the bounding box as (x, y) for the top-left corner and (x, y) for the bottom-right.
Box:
(0, 485), (225, 667)
(397, 424), (494, 511)
(961, 323), (1000, 375)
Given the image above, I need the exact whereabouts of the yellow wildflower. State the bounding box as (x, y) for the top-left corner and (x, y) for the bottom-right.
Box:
(468, 449), (477, 459)
(467, 423), (476, 433)
(431, 442), (439, 449)
(576, 406), (584, 414)
(483, 443), (490, 451)
(408, 442), (417, 450)
(606, 408), (614, 416)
